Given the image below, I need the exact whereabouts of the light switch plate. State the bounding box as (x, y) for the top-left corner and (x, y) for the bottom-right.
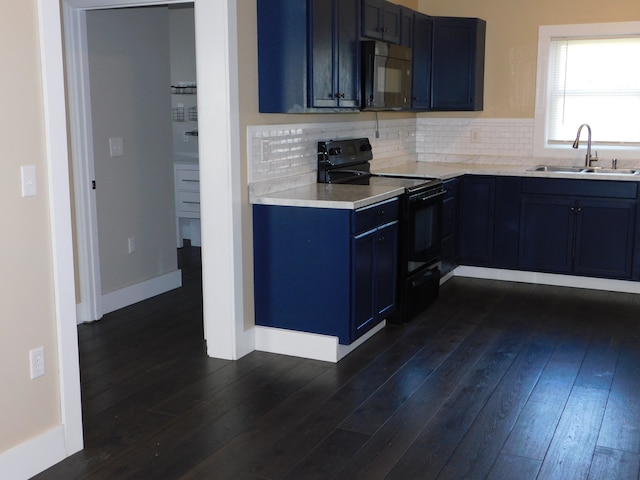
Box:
(109, 137), (124, 157)
(21, 165), (37, 197)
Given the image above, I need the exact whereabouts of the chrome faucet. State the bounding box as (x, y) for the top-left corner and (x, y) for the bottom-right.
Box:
(572, 123), (598, 167)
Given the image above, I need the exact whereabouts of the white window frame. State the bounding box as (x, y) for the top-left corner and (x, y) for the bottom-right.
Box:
(534, 21), (640, 161)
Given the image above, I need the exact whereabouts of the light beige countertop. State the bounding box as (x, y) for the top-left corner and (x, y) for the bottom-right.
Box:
(374, 161), (640, 180)
(250, 182), (406, 210)
(373, 161), (528, 180)
(250, 160), (640, 210)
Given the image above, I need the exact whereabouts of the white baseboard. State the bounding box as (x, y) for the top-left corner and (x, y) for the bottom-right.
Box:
(101, 269), (182, 314)
(454, 265), (640, 294)
(0, 425), (66, 480)
(254, 321), (386, 363)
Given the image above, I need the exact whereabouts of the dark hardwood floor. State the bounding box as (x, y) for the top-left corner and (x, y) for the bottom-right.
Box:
(34, 247), (640, 479)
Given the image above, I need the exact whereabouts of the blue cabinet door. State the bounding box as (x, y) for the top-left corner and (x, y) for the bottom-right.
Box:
(411, 12), (433, 110)
(310, 0), (335, 108)
(352, 228), (376, 338)
(399, 7), (414, 48)
(575, 199), (636, 279)
(351, 220), (398, 341)
(361, 0), (401, 44)
(335, 0), (360, 107)
(459, 176), (495, 265)
(431, 17), (486, 111)
(310, 0), (360, 108)
(493, 177), (522, 269)
(374, 221), (399, 319)
(361, 0), (383, 39)
(519, 196), (575, 274)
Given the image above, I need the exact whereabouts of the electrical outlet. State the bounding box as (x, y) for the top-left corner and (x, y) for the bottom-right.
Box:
(30, 347), (45, 379)
(470, 128), (481, 143)
(128, 236), (136, 254)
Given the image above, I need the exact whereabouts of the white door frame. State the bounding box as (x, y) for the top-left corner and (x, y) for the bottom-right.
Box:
(63, 4), (102, 324)
(38, 0), (251, 463)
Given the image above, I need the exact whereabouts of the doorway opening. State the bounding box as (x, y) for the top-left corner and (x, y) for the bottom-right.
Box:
(38, 0), (245, 465)
(69, 4), (199, 324)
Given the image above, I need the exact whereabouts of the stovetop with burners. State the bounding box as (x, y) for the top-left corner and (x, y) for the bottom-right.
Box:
(317, 137), (442, 194)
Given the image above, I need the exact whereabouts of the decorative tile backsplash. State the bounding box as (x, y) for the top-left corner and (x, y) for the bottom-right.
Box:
(416, 118), (534, 158)
(247, 117), (538, 193)
(247, 118), (416, 185)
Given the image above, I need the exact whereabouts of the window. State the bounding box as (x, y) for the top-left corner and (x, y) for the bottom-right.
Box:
(534, 22), (640, 159)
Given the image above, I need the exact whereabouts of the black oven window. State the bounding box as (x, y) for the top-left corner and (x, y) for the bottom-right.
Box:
(414, 207), (435, 255)
(408, 200), (441, 273)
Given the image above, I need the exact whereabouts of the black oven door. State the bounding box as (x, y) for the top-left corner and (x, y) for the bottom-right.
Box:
(406, 189), (444, 273)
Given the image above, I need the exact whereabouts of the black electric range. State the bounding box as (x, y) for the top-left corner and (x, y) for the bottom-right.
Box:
(317, 137), (444, 323)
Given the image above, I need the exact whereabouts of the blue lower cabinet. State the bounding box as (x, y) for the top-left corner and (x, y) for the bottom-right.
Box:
(493, 177), (522, 268)
(352, 220), (399, 339)
(575, 198), (636, 278)
(457, 175), (637, 280)
(253, 198), (399, 345)
(458, 175), (522, 269)
(458, 176), (495, 265)
(519, 196), (576, 273)
(519, 178), (637, 280)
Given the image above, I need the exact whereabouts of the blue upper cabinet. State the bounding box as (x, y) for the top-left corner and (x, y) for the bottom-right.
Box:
(257, 0), (360, 113)
(257, 1), (486, 113)
(411, 11), (433, 110)
(361, 0), (401, 44)
(399, 7), (413, 48)
(431, 17), (486, 111)
(311, 0), (360, 108)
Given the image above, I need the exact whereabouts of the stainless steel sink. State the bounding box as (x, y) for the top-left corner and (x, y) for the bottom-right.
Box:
(529, 165), (587, 173)
(529, 165), (639, 175)
(582, 167), (640, 175)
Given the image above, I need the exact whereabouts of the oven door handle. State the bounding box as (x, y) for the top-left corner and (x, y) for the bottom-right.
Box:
(410, 189), (447, 203)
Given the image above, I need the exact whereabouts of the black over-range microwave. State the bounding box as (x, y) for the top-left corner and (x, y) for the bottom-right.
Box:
(361, 40), (412, 110)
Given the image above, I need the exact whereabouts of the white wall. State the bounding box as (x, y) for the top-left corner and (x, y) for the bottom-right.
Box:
(86, 7), (179, 295)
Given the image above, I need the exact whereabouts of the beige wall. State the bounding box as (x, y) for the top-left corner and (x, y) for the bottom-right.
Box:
(0, 2), (61, 452)
(418, 0), (640, 118)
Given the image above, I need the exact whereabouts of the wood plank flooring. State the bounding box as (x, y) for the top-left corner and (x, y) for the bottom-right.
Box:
(34, 247), (640, 479)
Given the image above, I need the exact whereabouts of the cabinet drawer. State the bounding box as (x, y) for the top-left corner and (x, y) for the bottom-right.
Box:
(176, 191), (201, 214)
(522, 178), (637, 199)
(175, 168), (200, 192)
(353, 197), (400, 234)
